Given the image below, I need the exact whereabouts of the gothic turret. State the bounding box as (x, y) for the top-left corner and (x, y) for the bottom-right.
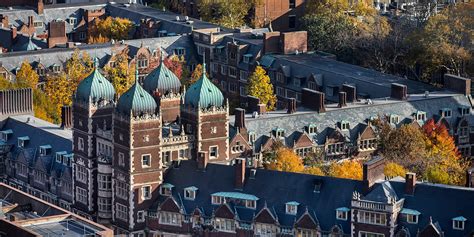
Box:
(75, 58), (115, 103)
(184, 62), (224, 109)
(116, 67), (157, 117)
(143, 54), (181, 95)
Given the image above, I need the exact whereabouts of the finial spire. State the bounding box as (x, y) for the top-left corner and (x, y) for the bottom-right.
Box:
(94, 57), (99, 69)
(202, 52), (206, 75)
(135, 65), (139, 84)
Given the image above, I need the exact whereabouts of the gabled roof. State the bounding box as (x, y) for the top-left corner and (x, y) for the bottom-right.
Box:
(363, 181), (399, 204)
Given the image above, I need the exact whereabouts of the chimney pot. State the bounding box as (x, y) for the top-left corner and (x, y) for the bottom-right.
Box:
(466, 168), (474, 188)
(234, 108), (246, 129)
(257, 104), (266, 115)
(234, 158), (246, 189)
(363, 156), (386, 193)
(338, 92), (347, 108)
(197, 151), (209, 170)
(391, 83), (408, 100)
(287, 98), (297, 114)
(405, 172), (416, 195)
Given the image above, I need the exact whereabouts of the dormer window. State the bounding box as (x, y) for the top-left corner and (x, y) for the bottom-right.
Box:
(248, 132), (256, 144)
(33, 21), (43, 28)
(273, 128), (285, 138)
(64, 154), (73, 166)
(306, 124), (317, 134)
(313, 179), (322, 193)
(137, 58), (148, 69)
(243, 54), (252, 63)
(336, 207), (349, 220)
(52, 65), (60, 73)
(340, 121), (350, 130)
(160, 183), (174, 196)
(441, 108), (452, 118)
(390, 114), (400, 124)
(453, 216), (466, 230)
(39, 145), (52, 156)
(460, 106), (470, 116)
(211, 195), (224, 205)
(1, 129), (12, 142)
(55, 151), (67, 163)
(285, 201), (299, 215)
(68, 17), (77, 25)
(416, 111), (426, 121)
(293, 77), (301, 87)
(184, 186), (198, 200)
(17, 136), (30, 148)
(245, 200), (256, 209)
(174, 47), (185, 56)
(401, 208), (420, 224)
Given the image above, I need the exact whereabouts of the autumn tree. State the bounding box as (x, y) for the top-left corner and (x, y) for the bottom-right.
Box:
(303, 166), (324, 176)
(247, 66), (276, 111)
(0, 76), (16, 90)
(16, 60), (39, 89)
(33, 89), (59, 123)
(198, 0), (259, 28)
(88, 16), (133, 43)
(328, 160), (363, 180)
(187, 64), (208, 87)
(44, 73), (70, 119)
(164, 55), (184, 81)
(104, 51), (135, 95)
(265, 147), (305, 173)
(66, 49), (93, 93)
(384, 162), (406, 178)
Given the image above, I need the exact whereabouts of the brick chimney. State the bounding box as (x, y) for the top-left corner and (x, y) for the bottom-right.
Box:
(444, 74), (471, 96)
(10, 26), (17, 42)
(48, 20), (67, 48)
(257, 104), (266, 115)
(338, 92), (347, 108)
(60, 105), (73, 129)
(287, 98), (296, 114)
(28, 16), (34, 27)
(234, 158), (246, 190)
(302, 88), (325, 113)
(363, 156), (385, 193)
(234, 108), (246, 130)
(0, 14), (8, 28)
(405, 172), (416, 195)
(342, 84), (356, 103)
(263, 32), (281, 55)
(391, 83), (407, 100)
(466, 168), (474, 188)
(281, 31), (307, 55)
(37, 0), (44, 15)
(197, 151), (208, 170)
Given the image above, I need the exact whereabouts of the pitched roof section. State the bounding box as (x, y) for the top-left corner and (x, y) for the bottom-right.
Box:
(143, 56), (181, 95)
(75, 58), (115, 103)
(184, 62), (224, 109)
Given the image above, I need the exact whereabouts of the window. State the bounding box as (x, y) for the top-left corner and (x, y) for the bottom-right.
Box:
(33, 21), (43, 28)
(336, 208), (349, 220)
(159, 211), (182, 226)
(215, 218), (235, 232)
(276, 87), (285, 96)
(18, 136), (29, 147)
(116, 181), (129, 200)
(137, 58), (148, 69)
(220, 80), (227, 91)
(248, 132), (256, 144)
(255, 223), (277, 236)
(197, 45), (205, 55)
(390, 115), (399, 124)
(209, 146), (218, 159)
(98, 174), (112, 191)
(286, 202), (298, 215)
(220, 65), (227, 75)
(68, 17), (77, 25)
(407, 214), (418, 224)
(276, 73), (285, 83)
(143, 135), (149, 142)
(246, 200), (256, 209)
(160, 184), (173, 196)
(52, 65), (60, 73)
(40, 146), (50, 156)
(307, 125), (317, 134)
(17, 163), (28, 177)
(359, 232), (384, 237)
(460, 107), (470, 116)
(298, 229), (318, 237)
(142, 186), (151, 200)
(162, 151), (171, 165)
(240, 86), (247, 96)
(289, 0), (296, 9)
(358, 211), (387, 226)
(229, 83), (237, 93)
(293, 77), (301, 87)
(341, 121), (350, 130)
(116, 203), (128, 221)
(274, 128), (285, 137)
(137, 210), (146, 223)
(228, 67), (237, 78)
(0, 130), (11, 142)
(229, 51), (236, 60)
(118, 152), (125, 166)
(98, 197), (112, 212)
(184, 187), (197, 200)
(142, 154), (151, 168)
(174, 47), (185, 56)
(441, 108), (452, 118)
(76, 187), (87, 204)
(243, 55), (252, 63)
(211, 195), (224, 205)
(240, 71), (248, 81)
(178, 149), (189, 159)
(359, 139), (377, 151)
(289, 15), (296, 28)
(453, 217), (466, 230)
(416, 111), (426, 121)
(78, 137), (84, 151)
(79, 31), (86, 40)
(37, 68), (45, 76)
(76, 165), (87, 183)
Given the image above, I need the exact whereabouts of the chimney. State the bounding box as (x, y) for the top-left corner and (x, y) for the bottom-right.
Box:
(263, 31), (281, 54)
(234, 158), (246, 190)
(257, 104), (266, 115)
(302, 88), (325, 113)
(281, 31), (308, 55)
(342, 84), (356, 103)
(0, 14), (8, 28)
(48, 20), (67, 48)
(28, 16), (34, 27)
(10, 27), (17, 43)
(405, 172), (416, 195)
(37, 0), (44, 15)
(287, 98), (296, 114)
(363, 156), (385, 193)
(234, 108), (246, 130)
(391, 83), (407, 100)
(466, 168), (474, 188)
(338, 92), (347, 108)
(444, 74), (471, 96)
(197, 151), (208, 170)
(60, 105), (72, 129)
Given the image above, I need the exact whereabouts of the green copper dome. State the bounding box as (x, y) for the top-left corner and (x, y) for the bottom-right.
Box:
(116, 68), (157, 116)
(143, 56), (181, 95)
(184, 63), (224, 109)
(75, 58), (115, 103)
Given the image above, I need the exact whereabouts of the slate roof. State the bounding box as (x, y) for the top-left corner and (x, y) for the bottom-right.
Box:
(0, 115), (72, 177)
(161, 160), (474, 236)
(230, 92), (473, 145)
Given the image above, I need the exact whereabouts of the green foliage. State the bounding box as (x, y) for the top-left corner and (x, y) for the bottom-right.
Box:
(247, 66), (276, 111)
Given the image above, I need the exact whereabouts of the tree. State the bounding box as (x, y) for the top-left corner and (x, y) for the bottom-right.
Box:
(164, 55), (184, 81)
(44, 73), (70, 119)
(33, 89), (58, 123)
(384, 162), (406, 178)
(188, 64), (208, 87)
(328, 160), (363, 180)
(0, 76), (16, 90)
(88, 16), (133, 43)
(104, 51), (134, 95)
(265, 147), (304, 173)
(303, 166), (324, 176)
(247, 66), (276, 111)
(16, 60), (39, 88)
(66, 49), (93, 92)
(198, 0), (258, 28)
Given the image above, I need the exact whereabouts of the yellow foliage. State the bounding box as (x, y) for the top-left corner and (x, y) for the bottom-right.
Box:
(303, 166), (324, 176)
(266, 147), (304, 173)
(188, 64), (208, 87)
(104, 51), (134, 95)
(247, 66), (276, 111)
(44, 73), (70, 119)
(88, 16), (133, 43)
(384, 162), (406, 178)
(328, 160), (363, 180)
(16, 60), (39, 89)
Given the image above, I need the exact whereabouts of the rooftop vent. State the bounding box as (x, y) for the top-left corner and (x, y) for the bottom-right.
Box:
(313, 179), (323, 193)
